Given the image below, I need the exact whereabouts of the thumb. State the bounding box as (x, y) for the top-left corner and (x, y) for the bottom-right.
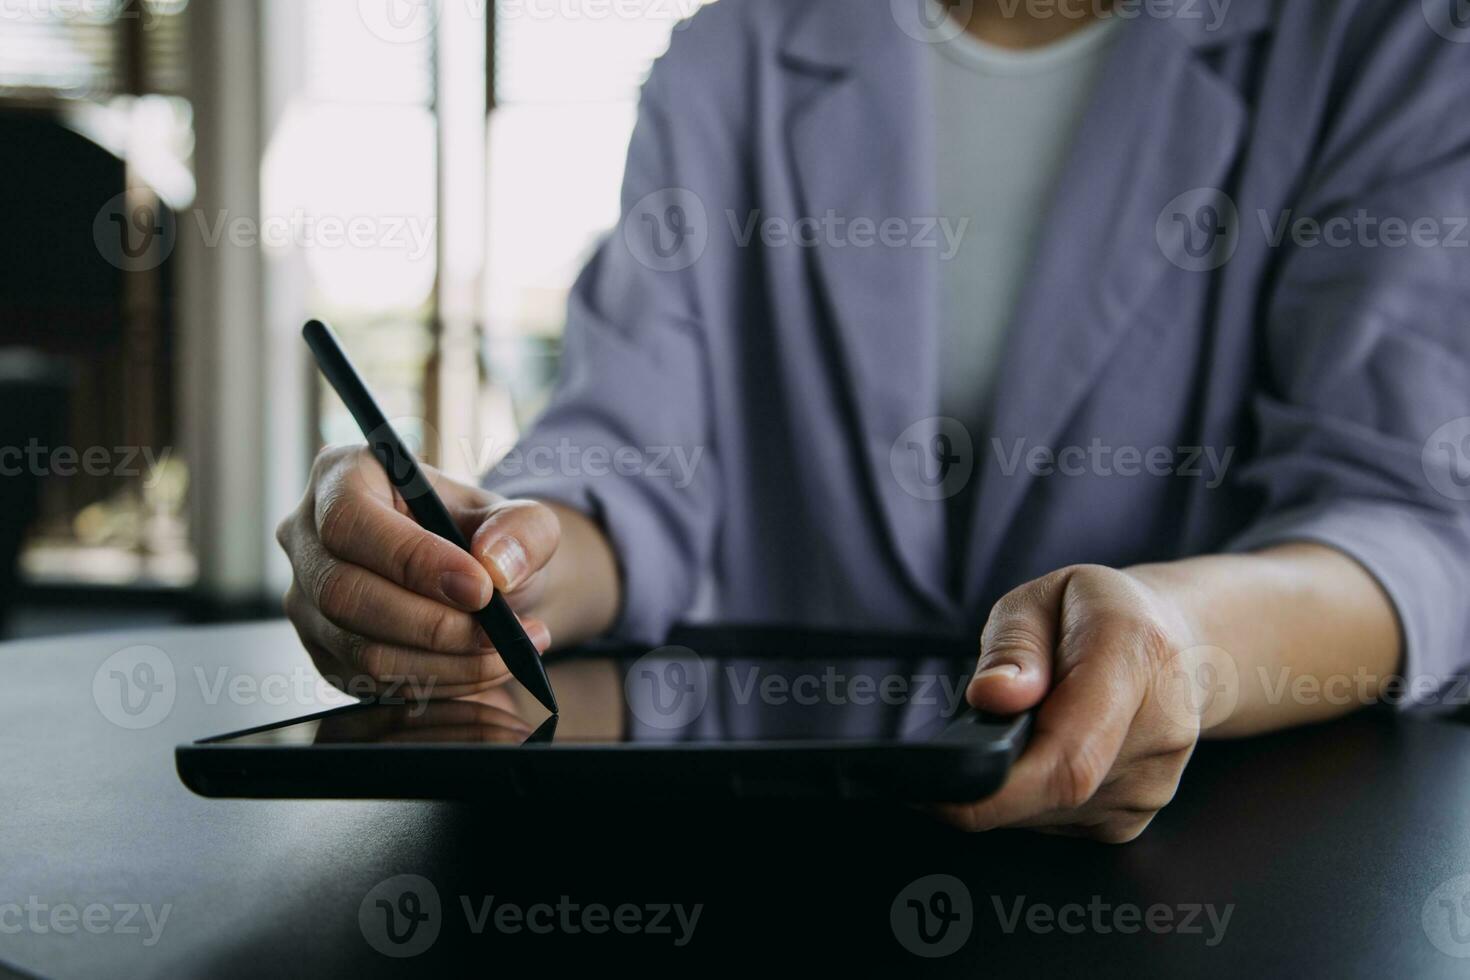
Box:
(967, 570), (1067, 715)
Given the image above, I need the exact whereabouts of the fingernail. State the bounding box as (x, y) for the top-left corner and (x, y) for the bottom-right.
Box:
(440, 571), (489, 610)
(972, 663), (1022, 683)
(487, 536), (529, 591)
(526, 621), (551, 651)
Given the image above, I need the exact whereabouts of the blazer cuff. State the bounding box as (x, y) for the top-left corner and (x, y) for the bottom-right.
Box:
(482, 471), (684, 647)
(1226, 501), (1470, 709)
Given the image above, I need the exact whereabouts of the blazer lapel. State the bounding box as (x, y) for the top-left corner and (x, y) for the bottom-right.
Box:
(782, 1), (955, 614)
(957, 8), (1271, 609)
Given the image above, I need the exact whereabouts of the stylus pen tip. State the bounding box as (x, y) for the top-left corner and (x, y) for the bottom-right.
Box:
(525, 675), (558, 715)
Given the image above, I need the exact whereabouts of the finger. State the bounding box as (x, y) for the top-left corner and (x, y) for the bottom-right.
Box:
(944, 633), (1150, 831)
(293, 546), (496, 654)
(1091, 743), (1193, 814)
(285, 580), (551, 687)
(958, 746), (1191, 833)
(1036, 814), (1156, 844)
(347, 619), (552, 689)
(967, 568), (1072, 716)
(470, 499), (562, 593)
(315, 451), (495, 612)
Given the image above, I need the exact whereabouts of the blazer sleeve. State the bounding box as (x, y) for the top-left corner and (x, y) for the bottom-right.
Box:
(1225, 9), (1470, 706)
(483, 66), (721, 645)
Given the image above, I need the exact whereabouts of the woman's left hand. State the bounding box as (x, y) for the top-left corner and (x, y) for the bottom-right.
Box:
(936, 564), (1213, 843)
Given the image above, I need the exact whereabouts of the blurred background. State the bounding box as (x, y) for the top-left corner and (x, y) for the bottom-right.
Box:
(0, 0), (705, 639)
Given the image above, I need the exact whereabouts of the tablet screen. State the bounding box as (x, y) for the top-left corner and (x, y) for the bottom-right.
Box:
(206, 645), (978, 748)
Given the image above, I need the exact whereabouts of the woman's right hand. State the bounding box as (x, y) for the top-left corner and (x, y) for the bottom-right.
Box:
(276, 445), (565, 700)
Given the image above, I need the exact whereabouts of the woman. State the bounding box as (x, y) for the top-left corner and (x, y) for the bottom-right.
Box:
(276, 0), (1470, 840)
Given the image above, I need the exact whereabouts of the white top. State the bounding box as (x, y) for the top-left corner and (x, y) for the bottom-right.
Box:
(931, 13), (1125, 443)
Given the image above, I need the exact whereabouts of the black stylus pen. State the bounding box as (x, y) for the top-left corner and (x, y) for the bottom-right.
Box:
(302, 319), (558, 714)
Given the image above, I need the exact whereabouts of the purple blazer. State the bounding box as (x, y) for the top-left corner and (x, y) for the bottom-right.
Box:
(487, 0), (1470, 704)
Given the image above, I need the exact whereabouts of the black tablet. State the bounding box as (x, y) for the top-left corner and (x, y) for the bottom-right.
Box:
(176, 628), (1030, 802)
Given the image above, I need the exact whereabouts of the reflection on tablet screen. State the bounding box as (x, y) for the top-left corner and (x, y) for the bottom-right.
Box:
(210, 649), (976, 748)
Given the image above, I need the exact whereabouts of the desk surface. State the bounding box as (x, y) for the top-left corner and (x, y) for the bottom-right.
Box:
(3, 621), (1470, 977)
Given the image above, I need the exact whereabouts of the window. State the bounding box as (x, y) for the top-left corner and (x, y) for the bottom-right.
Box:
(482, 0), (709, 441)
(2, 0), (196, 588)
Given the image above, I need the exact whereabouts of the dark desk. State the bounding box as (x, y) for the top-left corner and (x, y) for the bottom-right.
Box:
(4, 622), (1470, 977)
